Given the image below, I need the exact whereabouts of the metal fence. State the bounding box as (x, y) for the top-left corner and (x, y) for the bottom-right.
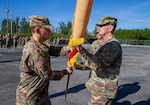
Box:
(120, 40), (150, 45)
(86, 39), (150, 46)
(51, 39), (150, 46)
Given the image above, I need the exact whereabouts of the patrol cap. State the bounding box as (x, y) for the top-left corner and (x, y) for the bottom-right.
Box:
(29, 15), (53, 29)
(96, 16), (117, 26)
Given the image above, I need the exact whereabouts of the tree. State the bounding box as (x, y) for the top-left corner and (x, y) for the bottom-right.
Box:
(0, 19), (7, 34)
(58, 21), (72, 36)
(15, 17), (20, 35)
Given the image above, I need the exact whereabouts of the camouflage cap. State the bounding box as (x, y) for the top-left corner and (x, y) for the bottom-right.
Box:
(96, 16), (117, 26)
(29, 15), (53, 29)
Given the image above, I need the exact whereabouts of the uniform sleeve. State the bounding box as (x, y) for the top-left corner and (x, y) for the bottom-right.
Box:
(90, 41), (96, 54)
(49, 46), (70, 56)
(31, 53), (66, 80)
(30, 52), (51, 80)
(79, 42), (120, 71)
(99, 42), (119, 68)
(50, 70), (67, 80)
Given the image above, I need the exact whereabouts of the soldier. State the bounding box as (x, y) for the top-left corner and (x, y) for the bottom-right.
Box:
(18, 36), (22, 46)
(56, 37), (60, 46)
(3, 35), (6, 48)
(16, 15), (72, 105)
(26, 36), (30, 43)
(21, 37), (25, 46)
(6, 33), (12, 48)
(13, 34), (18, 48)
(0, 34), (2, 48)
(5, 34), (9, 48)
(52, 37), (56, 46)
(75, 16), (122, 105)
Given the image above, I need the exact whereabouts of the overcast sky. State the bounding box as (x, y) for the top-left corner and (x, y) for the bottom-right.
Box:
(0, 0), (150, 33)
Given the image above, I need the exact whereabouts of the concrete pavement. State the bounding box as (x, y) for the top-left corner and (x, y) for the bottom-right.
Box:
(0, 44), (150, 105)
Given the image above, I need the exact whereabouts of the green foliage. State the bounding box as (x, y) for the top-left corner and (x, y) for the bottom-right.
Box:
(115, 28), (150, 40)
(0, 19), (8, 34)
(1, 17), (150, 41)
(0, 17), (31, 36)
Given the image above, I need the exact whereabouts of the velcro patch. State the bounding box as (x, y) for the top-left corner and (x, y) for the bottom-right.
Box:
(36, 60), (44, 68)
(106, 52), (112, 60)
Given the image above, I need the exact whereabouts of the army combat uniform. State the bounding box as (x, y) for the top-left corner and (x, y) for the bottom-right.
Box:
(16, 38), (69, 105)
(90, 40), (103, 55)
(78, 38), (122, 105)
(75, 40), (103, 70)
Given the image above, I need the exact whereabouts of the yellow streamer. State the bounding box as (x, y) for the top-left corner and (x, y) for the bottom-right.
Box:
(68, 0), (93, 67)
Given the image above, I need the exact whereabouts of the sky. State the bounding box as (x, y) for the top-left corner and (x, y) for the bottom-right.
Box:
(0, 0), (150, 33)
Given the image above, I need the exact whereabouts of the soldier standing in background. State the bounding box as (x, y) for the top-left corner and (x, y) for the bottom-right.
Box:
(75, 16), (122, 105)
(52, 37), (56, 46)
(21, 37), (25, 46)
(56, 37), (60, 46)
(25, 36), (30, 44)
(6, 33), (12, 48)
(18, 37), (21, 46)
(16, 15), (72, 105)
(13, 34), (18, 48)
(3, 35), (6, 48)
(5, 34), (9, 48)
(0, 34), (2, 48)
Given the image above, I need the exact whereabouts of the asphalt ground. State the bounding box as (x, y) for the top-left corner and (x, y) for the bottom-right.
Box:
(0, 44), (150, 105)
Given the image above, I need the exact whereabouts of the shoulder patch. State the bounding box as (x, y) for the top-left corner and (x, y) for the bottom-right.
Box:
(36, 59), (44, 68)
(106, 52), (113, 60)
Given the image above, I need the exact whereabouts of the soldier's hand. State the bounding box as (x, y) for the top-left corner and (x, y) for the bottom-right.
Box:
(66, 65), (73, 75)
(72, 45), (83, 52)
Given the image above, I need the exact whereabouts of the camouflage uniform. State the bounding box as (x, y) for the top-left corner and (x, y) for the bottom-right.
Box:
(13, 34), (18, 48)
(75, 40), (103, 70)
(6, 33), (11, 48)
(90, 40), (103, 54)
(79, 38), (122, 105)
(16, 37), (69, 105)
(78, 16), (122, 105)
(52, 38), (56, 46)
(0, 35), (3, 48)
(16, 16), (69, 105)
(56, 37), (60, 46)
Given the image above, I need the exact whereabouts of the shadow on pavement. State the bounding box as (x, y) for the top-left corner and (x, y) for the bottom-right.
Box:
(112, 82), (141, 105)
(50, 82), (150, 105)
(0, 59), (21, 63)
(50, 83), (86, 98)
(133, 98), (150, 105)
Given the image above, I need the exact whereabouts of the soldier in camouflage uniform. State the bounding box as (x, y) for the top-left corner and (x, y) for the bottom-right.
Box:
(0, 34), (3, 48)
(16, 15), (72, 105)
(75, 16), (122, 105)
(75, 31), (103, 70)
(13, 34), (18, 48)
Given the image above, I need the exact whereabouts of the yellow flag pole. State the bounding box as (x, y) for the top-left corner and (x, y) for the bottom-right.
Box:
(64, 0), (93, 100)
(69, 0), (93, 67)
